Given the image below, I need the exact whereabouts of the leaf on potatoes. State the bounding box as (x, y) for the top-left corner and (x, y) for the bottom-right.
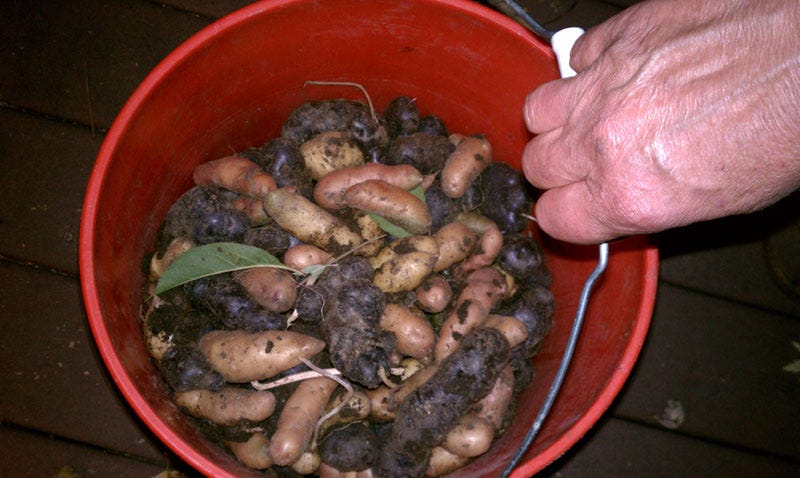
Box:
(301, 263), (328, 283)
(409, 184), (426, 202)
(368, 213), (412, 238)
(154, 242), (294, 295)
(365, 184), (427, 238)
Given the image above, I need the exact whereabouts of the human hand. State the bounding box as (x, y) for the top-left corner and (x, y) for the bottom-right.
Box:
(522, 0), (800, 244)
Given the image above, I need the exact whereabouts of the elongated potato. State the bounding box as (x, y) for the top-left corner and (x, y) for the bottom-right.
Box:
(283, 244), (332, 271)
(314, 163), (424, 209)
(372, 235), (438, 293)
(453, 210), (498, 235)
(344, 179), (432, 235)
(484, 314), (528, 349)
(373, 251), (437, 293)
(226, 433), (273, 470)
(193, 155), (277, 198)
(198, 329), (325, 382)
(440, 134), (492, 199)
(174, 387), (276, 425)
(270, 377), (339, 466)
(369, 235), (438, 270)
(435, 267), (508, 362)
(473, 364), (514, 431)
(441, 413), (495, 458)
(454, 225), (503, 279)
(425, 446), (469, 477)
(235, 267), (297, 313)
(379, 304), (435, 359)
(263, 188), (363, 254)
(300, 131), (364, 180)
(433, 222), (477, 272)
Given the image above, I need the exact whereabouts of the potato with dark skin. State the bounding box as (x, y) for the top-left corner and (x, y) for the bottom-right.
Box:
(383, 96), (419, 138)
(161, 186), (250, 246)
(384, 132), (455, 175)
(185, 274), (286, 332)
(319, 422), (379, 472)
(375, 326), (512, 478)
(281, 99), (372, 145)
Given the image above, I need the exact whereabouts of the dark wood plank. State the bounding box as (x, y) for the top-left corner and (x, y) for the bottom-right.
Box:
(612, 283), (800, 459)
(542, 417), (800, 477)
(0, 261), (169, 462)
(156, 0), (252, 19)
(0, 109), (100, 274)
(0, 0), (211, 129)
(0, 425), (184, 478)
(658, 193), (800, 318)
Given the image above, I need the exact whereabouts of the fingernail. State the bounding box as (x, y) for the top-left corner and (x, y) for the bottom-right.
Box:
(523, 93), (535, 131)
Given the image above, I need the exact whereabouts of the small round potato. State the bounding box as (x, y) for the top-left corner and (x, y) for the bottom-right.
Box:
(441, 413), (495, 458)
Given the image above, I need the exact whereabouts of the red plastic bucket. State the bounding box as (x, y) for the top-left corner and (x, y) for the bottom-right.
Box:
(79, 1), (658, 476)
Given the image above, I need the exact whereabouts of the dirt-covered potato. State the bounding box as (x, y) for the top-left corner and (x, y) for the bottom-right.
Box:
(198, 329), (325, 382)
(174, 387), (276, 425)
(319, 422), (379, 472)
(300, 130), (365, 180)
(263, 188), (363, 255)
(479, 162), (535, 233)
(161, 186), (249, 245)
(382, 96), (419, 138)
(185, 274), (286, 331)
(145, 93), (556, 477)
(344, 179), (432, 235)
(384, 132), (454, 175)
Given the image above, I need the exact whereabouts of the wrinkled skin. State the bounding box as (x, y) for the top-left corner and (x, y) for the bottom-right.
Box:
(522, 0), (800, 243)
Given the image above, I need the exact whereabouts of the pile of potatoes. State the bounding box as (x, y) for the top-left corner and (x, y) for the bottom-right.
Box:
(144, 94), (555, 477)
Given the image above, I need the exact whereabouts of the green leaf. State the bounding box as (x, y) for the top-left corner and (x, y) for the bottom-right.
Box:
(409, 184), (426, 202)
(368, 213), (412, 238)
(364, 185), (428, 238)
(301, 263), (328, 282)
(154, 242), (294, 295)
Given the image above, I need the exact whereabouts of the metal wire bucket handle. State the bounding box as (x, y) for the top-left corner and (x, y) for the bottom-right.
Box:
(486, 2), (612, 474)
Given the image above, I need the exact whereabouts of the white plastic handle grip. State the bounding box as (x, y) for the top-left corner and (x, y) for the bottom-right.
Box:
(551, 27), (585, 79)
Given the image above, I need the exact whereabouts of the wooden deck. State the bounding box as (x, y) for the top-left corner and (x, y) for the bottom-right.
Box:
(2, 1), (799, 476)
